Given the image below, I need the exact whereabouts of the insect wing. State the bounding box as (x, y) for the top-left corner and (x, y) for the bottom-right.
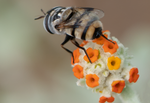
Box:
(76, 7), (104, 19)
(92, 9), (104, 19)
(56, 7), (104, 30)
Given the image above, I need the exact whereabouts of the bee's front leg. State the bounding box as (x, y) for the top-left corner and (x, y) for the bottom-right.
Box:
(70, 38), (92, 63)
(61, 35), (75, 63)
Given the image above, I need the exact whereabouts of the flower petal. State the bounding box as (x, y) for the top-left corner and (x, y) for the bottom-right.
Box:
(93, 34), (108, 45)
(111, 80), (125, 93)
(84, 48), (99, 63)
(129, 68), (139, 83)
(71, 48), (80, 65)
(86, 74), (99, 88)
(103, 40), (119, 54)
(107, 56), (121, 70)
(72, 65), (84, 79)
(99, 96), (115, 103)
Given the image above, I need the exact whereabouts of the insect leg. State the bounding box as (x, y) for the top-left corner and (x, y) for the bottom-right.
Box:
(61, 35), (74, 63)
(71, 38), (92, 63)
(101, 35), (115, 44)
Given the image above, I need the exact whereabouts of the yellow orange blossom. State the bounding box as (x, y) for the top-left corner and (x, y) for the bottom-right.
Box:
(99, 96), (115, 103)
(72, 65), (84, 79)
(84, 47), (99, 63)
(111, 80), (125, 93)
(129, 68), (139, 83)
(71, 48), (80, 65)
(107, 56), (121, 70)
(93, 34), (108, 45)
(86, 74), (99, 88)
(103, 40), (118, 54)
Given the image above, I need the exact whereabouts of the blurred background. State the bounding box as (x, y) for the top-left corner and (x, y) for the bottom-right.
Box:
(0, 0), (150, 103)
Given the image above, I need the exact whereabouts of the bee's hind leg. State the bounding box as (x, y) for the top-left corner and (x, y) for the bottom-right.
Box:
(61, 35), (75, 63)
(71, 38), (92, 63)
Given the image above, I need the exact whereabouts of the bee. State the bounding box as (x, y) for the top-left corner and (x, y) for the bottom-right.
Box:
(35, 6), (114, 63)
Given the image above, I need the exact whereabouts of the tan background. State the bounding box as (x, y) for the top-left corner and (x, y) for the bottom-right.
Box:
(0, 0), (150, 103)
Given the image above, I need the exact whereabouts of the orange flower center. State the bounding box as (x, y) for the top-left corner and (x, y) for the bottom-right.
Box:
(132, 72), (135, 77)
(108, 44), (114, 49)
(111, 80), (125, 93)
(86, 74), (99, 88)
(115, 83), (120, 88)
(111, 60), (116, 66)
(103, 40), (119, 54)
(90, 77), (95, 82)
(77, 69), (81, 73)
(89, 52), (94, 58)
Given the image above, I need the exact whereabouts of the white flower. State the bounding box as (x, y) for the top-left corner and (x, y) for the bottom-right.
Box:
(71, 30), (139, 103)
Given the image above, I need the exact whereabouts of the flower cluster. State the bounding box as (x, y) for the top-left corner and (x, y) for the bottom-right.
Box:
(71, 30), (139, 103)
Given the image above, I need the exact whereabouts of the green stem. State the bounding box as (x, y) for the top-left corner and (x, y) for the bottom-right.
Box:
(118, 85), (141, 103)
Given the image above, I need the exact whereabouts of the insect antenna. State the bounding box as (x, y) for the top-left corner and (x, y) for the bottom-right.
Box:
(101, 34), (115, 44)
(34, 16), (45, 20)
(41, 9), (46, 15)
(34, 9), (46, 20)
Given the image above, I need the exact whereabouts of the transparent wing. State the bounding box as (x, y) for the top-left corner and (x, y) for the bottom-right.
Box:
(57, 7), (104, 29)
(75, 7), (104, 19)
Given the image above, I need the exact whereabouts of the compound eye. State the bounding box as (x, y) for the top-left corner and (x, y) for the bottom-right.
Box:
(61, 9), (73, 21)
(53, 14), (61, 21)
